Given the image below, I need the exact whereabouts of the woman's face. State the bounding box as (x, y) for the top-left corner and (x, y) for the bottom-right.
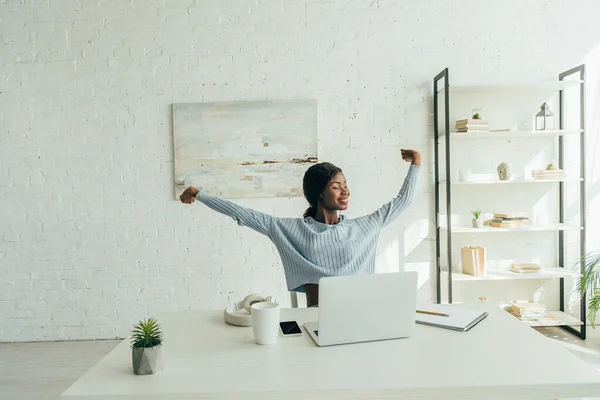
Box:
(320, 172), (350, 211)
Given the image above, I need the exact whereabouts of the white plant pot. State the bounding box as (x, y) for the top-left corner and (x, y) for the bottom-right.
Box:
(132, 345), (164, 375)
(472, 218), (483, 228)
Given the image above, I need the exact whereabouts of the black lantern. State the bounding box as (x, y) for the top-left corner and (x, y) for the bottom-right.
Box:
(535, 102), (555, 131)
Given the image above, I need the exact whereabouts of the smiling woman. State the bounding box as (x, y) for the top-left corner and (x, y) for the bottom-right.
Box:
(302, 162), (349, 224)
(180, 149), (421, 307)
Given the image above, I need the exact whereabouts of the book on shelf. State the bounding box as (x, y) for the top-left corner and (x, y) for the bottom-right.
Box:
(456, 119), (488, 125)
(456, 123), (488, 128)
(493, 213), (529, 220)
(456, 123), (489, 127)
(456, 125), (489, 131)
(506, 302), (547, 319)
(489, 213), (530, 228)
(491, 217), (527, 222)
(493, 213), (515, 219)
(456, 128), (490, 132)
(460, 246), (486, 276)
(490, 219), (528, 228)
(455, 119), (489, 132)
(490, 222), (522, 228)
(511, 263), (541, 274)
(532, 169), (566, 180)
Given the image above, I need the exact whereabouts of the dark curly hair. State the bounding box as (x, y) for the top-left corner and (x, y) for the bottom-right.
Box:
(302, 162), (342, 218)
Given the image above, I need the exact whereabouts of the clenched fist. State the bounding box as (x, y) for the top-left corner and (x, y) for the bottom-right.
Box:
(180, 187), (199, 204)
(401, 149), (421, 166)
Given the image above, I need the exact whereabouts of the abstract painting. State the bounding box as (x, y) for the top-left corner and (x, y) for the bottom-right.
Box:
(172, 100), (318, 199)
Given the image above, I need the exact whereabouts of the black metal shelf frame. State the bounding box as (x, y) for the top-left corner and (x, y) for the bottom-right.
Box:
(432, 66), (587, 339)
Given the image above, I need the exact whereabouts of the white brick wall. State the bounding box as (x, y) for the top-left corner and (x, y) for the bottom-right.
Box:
(2, 0), (600, 341)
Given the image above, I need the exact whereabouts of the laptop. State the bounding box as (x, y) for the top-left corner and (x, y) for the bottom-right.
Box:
(303, 271), (418, 347)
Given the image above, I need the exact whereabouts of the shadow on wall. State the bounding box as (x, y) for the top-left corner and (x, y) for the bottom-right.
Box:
(376, 215), (433, 302)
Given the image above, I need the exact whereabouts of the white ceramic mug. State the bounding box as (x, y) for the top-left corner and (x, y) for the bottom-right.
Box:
(251, 302), (280, 345)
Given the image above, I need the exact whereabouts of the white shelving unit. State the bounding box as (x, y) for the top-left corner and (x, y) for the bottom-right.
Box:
(441, 267), (580, 282)
(438, 129), (582, 141)
(440, 179), (568, 185)
(437, 80), (584, 94)
(440, 224), (581, 233)
(433, 67), (587, 338)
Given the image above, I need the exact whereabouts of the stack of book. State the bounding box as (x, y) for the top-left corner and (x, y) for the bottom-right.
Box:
(532, 168), (566, 180)
(507, 302), (547, 321)
(489, 213), (530, 228)
(455, 119), (489, 132)
(510, 263), (541, 274)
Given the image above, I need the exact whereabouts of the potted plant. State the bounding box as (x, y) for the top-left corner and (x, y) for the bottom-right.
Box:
(131, 317), (164, 375)
(471, 210), (483, 228)
(576, 251), (600, 328)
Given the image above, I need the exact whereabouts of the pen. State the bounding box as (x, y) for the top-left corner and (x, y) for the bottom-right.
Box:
(417, 309), (449, 317)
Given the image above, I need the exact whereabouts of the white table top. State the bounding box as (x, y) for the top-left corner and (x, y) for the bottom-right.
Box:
(61, 305), (600, 400)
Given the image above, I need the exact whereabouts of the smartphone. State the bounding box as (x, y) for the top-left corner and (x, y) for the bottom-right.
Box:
(279, 320), (303, 337)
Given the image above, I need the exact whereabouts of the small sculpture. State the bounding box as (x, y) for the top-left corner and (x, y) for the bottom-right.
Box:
(497, 162), (512, 181)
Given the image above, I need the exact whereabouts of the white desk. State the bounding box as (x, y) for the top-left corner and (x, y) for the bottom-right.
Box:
(61, 305), (600, 400)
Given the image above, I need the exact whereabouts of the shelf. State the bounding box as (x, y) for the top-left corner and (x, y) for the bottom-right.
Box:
(439, 178), (568, 185)
(441, 304), (584, 327)
(441, 267), (580, 282)
(437, 80), (583, 94)
(509, 310), (583, 327)
(437, 130), (582, 141)
(440, 223), (581, 233)
(433, 66), (587, 338)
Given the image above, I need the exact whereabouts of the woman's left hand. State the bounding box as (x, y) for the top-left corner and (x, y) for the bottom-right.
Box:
(401, 149), (421, 166)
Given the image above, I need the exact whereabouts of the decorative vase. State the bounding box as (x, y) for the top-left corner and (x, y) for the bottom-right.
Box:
(472, 218), (483, 228)
(132, 345), (164, 375)
(459, 166), (471, 182)
(497, 162), (512, 181)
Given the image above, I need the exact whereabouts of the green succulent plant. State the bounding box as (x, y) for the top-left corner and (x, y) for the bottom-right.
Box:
(130, 317), (163, 349)
(471, 210), (482, 219)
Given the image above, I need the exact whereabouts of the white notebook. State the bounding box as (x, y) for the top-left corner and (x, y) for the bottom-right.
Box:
(415, 304), (488, 332)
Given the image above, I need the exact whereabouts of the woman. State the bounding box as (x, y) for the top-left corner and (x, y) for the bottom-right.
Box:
(180, 149), (421, 307)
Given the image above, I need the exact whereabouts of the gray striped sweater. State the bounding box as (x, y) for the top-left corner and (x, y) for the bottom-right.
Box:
(196, 165), (420, 292)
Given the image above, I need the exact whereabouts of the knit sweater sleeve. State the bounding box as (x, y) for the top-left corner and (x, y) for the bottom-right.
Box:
(364, 165), (420, 228)
(195, 192), (273, 236)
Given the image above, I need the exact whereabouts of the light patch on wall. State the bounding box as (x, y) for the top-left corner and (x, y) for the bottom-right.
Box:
(172, 100), (318, 199)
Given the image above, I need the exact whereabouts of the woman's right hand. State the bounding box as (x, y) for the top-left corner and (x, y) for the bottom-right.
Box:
(180, 187), (199, 204)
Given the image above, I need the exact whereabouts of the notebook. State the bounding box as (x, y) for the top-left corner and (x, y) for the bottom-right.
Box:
(415, 304), (488, 332)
